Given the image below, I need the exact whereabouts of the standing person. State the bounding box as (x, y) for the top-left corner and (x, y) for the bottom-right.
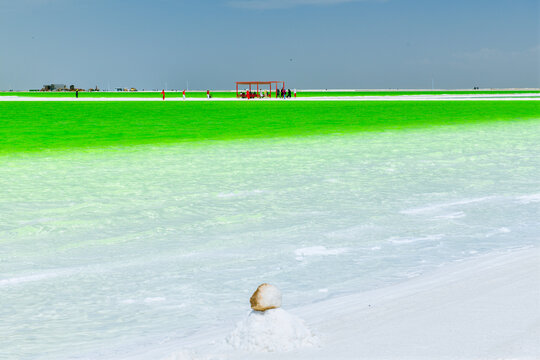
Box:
(207, 89), (210, 99)
(75, 90), (78, 99)
(276, 88), (279, 99)
(282, 88), (285, 99)
(182, 89), (186, 101)
(287, 89), (291, 98)
(246, 89), (250, 99)
(162, 89), (165, 101)
(294, 88), (297, 98)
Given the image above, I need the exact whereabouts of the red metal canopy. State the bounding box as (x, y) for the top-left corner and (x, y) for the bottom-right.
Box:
(236, 81), (285, 98)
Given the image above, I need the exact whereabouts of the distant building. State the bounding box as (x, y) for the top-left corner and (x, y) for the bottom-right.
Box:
(41, 84), (67, 91)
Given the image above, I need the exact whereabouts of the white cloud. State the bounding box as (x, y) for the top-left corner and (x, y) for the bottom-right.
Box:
(228, 0), (383, 10)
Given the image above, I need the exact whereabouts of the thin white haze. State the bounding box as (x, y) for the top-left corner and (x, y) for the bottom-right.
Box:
(228, 0), (377, 10)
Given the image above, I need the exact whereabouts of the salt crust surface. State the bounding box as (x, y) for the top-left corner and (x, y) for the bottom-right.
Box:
(294, 246), (347, 257)
(163, 248), (540, 360)
(1, 94), (539, 102)
(226, 308), (319, 352)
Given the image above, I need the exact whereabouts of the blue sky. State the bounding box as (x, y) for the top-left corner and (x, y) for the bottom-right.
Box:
(0, 0), (538, 90)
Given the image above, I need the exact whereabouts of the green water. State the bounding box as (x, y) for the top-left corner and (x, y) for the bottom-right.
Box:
(1, 119), (539, 359)
(1, 101), (538, 155)
(1, 98), (539, 358)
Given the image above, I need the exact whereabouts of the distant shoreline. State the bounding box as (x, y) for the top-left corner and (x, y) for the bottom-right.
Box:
(1, 88), (539, 93)
(0, 89), (539, 100)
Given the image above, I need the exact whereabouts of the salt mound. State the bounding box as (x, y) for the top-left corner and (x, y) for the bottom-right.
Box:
(227, 308), (319, 352)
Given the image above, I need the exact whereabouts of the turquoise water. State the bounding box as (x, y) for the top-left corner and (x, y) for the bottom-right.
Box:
(1, 120), (539, 359)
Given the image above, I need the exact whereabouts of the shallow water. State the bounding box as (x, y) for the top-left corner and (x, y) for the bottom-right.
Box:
(1, 120), (539, 359)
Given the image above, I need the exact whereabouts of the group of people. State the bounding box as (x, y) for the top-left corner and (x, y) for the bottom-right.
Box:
(240, 88), (296, 99)
(239, 90), (268, 99)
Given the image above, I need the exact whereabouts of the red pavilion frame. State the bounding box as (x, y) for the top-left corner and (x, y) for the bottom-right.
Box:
(235, 81), (285, 98)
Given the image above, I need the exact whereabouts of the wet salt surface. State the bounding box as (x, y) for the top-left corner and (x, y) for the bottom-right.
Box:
(0, 120), (539, 359)
(1, 93), (540, 102)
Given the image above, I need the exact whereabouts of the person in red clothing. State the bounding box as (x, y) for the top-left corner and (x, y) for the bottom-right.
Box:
(246, 89), (250, 99)
(162, 89), (165, 100)
(207, 89), (210, 99)
(182, 89), (186, 101)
